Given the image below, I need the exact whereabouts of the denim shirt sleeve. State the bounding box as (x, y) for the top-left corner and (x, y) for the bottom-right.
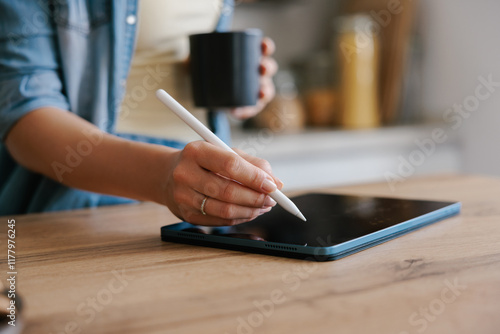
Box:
(0, 0), (234, 215)
(0, 1), (70, 141)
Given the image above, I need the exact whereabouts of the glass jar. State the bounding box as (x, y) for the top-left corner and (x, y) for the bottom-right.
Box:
(333, 14), (380, 129)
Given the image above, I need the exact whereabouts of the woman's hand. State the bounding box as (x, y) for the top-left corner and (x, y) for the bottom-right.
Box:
(230, 37), (278, 119)
(163, 141), (283, 226)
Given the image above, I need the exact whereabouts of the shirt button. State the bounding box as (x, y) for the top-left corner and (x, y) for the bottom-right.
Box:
(126, 15), (136, 25)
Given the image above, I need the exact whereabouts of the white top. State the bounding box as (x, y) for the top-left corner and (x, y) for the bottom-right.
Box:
(116, 0), (223, 142)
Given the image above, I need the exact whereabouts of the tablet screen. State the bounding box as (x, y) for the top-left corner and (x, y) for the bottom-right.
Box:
(175, 193), (457, 247)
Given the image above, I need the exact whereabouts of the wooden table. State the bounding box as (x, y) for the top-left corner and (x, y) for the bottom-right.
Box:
(1, 175), (499, 334)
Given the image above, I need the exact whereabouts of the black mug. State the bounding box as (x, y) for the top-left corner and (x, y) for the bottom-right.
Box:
(189, 29), (263, 108)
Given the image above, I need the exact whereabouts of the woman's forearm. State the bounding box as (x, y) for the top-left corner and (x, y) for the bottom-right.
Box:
(5, 107), (174, 204)
(5, 107), (282, 225)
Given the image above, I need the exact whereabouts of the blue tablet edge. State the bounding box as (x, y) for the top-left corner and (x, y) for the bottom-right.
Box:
(160, 202), (462, 262)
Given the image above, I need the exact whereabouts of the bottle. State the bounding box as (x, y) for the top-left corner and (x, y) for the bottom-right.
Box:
(302, 51), (338, 127)
(333, 14), (380, 129)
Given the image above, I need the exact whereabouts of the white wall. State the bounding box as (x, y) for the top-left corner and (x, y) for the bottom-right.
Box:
(232, 0), (340, 66)
(233, 1), (500, 180)
(419, 0), (500, 176)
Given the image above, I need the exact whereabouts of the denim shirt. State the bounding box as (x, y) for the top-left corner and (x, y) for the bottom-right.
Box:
(0, 0), (232, 214)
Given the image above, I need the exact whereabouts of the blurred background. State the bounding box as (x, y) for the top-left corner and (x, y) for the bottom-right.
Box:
(228, 0), (500, 191)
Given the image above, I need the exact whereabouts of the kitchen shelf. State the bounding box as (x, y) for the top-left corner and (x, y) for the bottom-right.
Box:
(231, 124), (462, 190)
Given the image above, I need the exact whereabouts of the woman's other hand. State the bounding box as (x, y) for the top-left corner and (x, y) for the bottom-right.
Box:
(230, 37), (278, 119)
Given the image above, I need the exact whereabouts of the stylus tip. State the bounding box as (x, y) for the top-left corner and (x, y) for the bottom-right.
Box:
(296, 212), (307, 221)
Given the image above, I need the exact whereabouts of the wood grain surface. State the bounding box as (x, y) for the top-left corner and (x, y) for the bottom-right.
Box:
(1, 174), (499, 334)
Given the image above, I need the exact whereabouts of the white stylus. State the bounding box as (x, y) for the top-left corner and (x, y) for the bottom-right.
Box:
(156, 89), (306, 221)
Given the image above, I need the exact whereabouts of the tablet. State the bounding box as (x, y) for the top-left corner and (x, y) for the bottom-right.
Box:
(161, 193), (461, 261)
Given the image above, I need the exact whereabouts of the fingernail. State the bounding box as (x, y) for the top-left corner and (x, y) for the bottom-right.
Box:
(259, 206), (272, 215)
(264, 196), (277, 207)
(262, 178), (277, 193)
(276, 178), (284, 189)
(259, 64), (266, 75)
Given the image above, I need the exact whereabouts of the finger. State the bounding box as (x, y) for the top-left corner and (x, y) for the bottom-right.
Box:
(186, 142), (278, 194)
(183, 210), (260, 226)
(174, 188), (259, 226)
(190, 165), (277, 208)
(260, 57), (278, 77)
(230, 78), (274, 119)
(199, 194), (273, 220)
(230, 105), (262, 119)
(261, 37), (276, 56)
(234, 149), (284, 190)
(258, 77), (275, 104)
(178, 191), (270, 226)
(229, 74), (276, 120)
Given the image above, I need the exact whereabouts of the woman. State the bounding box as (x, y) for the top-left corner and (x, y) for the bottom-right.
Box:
(0, 0), (280, 226)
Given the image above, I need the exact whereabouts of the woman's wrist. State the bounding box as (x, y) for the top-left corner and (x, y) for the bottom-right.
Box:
(111, 139), (180, 207)
(150, 145), (179, 209)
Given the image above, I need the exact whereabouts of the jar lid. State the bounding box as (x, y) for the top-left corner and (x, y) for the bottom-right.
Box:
(333, 14), (374, 33)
